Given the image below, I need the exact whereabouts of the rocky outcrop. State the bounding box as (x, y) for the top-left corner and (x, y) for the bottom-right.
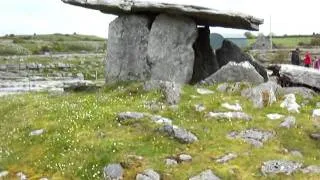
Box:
(191, 26), (219, 84)
(106, 15), (151, 82)
(216, 40), (268, 82)
(148, 14), (197, 83)
(61, 0), (263, 31)
(268, 64), (320, 91)
(203, 61), (264, 85)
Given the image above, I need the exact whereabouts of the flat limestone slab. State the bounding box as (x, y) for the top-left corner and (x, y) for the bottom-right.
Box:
(61, 0), (263, 30)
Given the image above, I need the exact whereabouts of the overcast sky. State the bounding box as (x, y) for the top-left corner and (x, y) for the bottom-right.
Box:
(0, 0), (319, 38)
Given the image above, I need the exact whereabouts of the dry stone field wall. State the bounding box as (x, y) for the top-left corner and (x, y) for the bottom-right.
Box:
(0, 54), (105, 96)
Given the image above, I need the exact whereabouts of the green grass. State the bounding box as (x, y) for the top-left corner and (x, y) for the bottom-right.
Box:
(0, 34), (106, 55)
(248, 37), (313, 48)
(1, 82), (320, 179)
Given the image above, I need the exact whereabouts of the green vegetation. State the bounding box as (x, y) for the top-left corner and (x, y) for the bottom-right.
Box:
(0, 34), (106, 55)
(248, 36), (313, 48)
(1, 82), (320, 179)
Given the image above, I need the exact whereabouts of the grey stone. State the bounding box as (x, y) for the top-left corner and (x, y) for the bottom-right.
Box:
(151, 115), (172, 125)
(136, 169), (160, 180)
(160, 81), (181, 105)
(204, 61), (264, 85)
(207, 112), (252, 121)
(148, 14), (197, 83)
(197, 88), (214, 95)
(266, 114), (284, 120)
(195, 104), (206, 112)
(281, 87), (316, 100)
(165, 158), (178, 166)
(0, 171), (9, 178)
(310, 133), (320, 140)
(191, 26), (219, 83)
(301, 165), (320, 174)
(261, 160), (302, 175)
(30, 129), (45, 136)
(16, 172), (27, 180)
(106, 15), (151, 82)
(215, 153), (238, 164)
(62, 0), (263, 31)
(268, 64), (320, 91)
(241, 81), (280, 108)
(160, 125), (198, 144)
(280, 116), (296, 128)
(216, 40), (268, 82)
(280, 94), (300, 113)
(229, 129), (273, 147)
(189, 170), (221, 180)
(179, 154), (192, 162)
(103, 164), (124, 180)
(118, 112), (145, 122)
(221, 103), (242, 111)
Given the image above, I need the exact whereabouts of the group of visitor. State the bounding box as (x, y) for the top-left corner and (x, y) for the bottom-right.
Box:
(291, 48), (320, 70)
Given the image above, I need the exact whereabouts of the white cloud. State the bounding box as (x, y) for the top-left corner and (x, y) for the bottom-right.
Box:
(0, 0), (319, 37)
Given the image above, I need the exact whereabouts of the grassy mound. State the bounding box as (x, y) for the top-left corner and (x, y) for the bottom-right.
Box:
(0, 83), (320, 179)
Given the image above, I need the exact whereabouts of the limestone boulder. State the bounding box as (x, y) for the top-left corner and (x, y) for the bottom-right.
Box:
(203, 61), (264, 85)
(106, 15), (151, 82)
(148, 14), (198, 83)
(268, 64), (320, 91)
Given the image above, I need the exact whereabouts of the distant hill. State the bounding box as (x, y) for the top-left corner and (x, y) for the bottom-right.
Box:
(0, 34), (106, 56)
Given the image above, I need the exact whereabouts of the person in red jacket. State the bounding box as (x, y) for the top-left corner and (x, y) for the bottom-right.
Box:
(304, 51), (312, 67)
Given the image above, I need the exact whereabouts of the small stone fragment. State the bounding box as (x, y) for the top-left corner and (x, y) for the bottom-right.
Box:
(118, 112), (145, 121)
(221, 103), (242, 111)
(215, 153), (238, 164)
(266, 114), (284, 120)
(103, 164), (124, 180)
(279, 116), (296, 128)
(30, 129), (45, 136)
(195, 104), (206, 112)
(197, 88), (214, 95)
(207, 112), (252, 121)
(165, 159), (178, 166)
(0, 171), (9, 178)
(179, 154), (192, 162)
(136, 169), (160, 180)
(189, 170), (220, 180)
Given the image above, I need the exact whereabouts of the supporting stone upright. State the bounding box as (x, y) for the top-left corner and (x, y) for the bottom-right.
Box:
(105, 15), (152, 83)
(147, 14), (198, 83)
(191, 26), (219, 84)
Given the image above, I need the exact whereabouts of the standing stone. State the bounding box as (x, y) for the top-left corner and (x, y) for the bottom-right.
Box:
(148, 14), (198, 83)
(191, 26), (219, 84)
(216, 40), (268, 82)
(106, 15), (151, 83)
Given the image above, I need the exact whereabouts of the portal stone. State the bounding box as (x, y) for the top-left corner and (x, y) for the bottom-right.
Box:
(191, 26), (219, 84)
(105, 15), (152, 83)
(147, 14), (198, 83)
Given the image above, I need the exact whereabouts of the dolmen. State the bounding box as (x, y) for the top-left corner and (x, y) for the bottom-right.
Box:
(62, 0), (265, 84)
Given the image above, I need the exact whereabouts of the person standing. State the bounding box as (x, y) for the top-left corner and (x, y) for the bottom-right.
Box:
(314, 56), (320, 70)
(304, 51), (312, 67)
(291, 48), (301, 65)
